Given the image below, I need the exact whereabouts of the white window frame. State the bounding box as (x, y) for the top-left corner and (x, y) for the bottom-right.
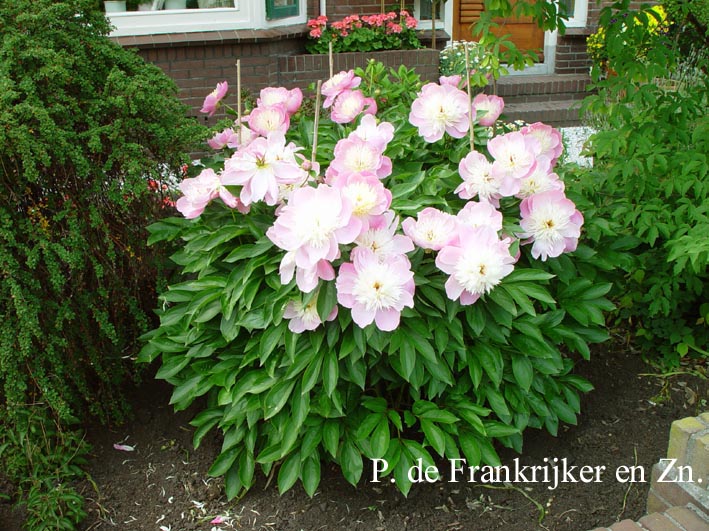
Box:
(560, 0), (588, 28)
(107, 0), (306, 37)
(414, 0), (453, 37)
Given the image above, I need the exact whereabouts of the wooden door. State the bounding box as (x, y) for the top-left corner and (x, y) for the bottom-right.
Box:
(452, 0), (544, 57)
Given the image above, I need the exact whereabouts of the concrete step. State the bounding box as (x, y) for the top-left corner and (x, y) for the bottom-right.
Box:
(494, 73), (592, 102)
(502, 98), (584, 127)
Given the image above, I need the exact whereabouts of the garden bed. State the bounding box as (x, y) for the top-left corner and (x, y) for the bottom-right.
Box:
(2, 342), (705, 531)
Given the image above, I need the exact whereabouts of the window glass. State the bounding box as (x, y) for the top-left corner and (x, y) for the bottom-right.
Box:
(266, 0), (298, 19)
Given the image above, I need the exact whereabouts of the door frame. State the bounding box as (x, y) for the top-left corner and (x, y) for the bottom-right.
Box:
(448, 0), (558, 75)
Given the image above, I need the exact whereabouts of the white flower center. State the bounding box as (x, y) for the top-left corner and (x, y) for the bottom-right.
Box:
(529, 205), (570, 245)
(344, 182), (378, 217)
(454, 248), (507, 295)
(352, 264), (402, 311)
(342, 144), (379, 173)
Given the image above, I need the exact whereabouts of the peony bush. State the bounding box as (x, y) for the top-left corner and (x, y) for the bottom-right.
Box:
(140, 62), (613, 497)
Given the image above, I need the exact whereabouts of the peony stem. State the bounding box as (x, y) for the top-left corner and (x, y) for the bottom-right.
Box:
(464, 42), (475, 152)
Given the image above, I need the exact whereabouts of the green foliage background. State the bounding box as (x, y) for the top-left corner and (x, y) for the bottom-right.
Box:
(579, 0), (709, 366)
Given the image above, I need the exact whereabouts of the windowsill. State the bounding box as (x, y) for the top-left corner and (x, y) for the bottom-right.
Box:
(564, 26), (593, 36)
(111, 23), (308, 47)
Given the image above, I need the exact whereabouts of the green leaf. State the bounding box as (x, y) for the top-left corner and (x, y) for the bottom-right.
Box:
(473, 343), (504, 388)
(302, 351), (324, 394)
(155, 355), (191, 380)
(322, 420), (340, 458)
(550, 397), (577, 425)
(264, 380), (296, 420)
(465, 305), (486, 336)
(485, 388), (511, 421)
(208, 446), (240, 477)
(224, 462), (244, 500)
(224, 238), (273, 263)
(418, 408), (459, 424)
(511, 355), (534, 391)
(420, 419), (446, 457)
(370, 416), (391, 459)
(400, 338), (416, 381)
(340, 441), (363, 486)
(323, 350), (339, 397)
(317, 281), (338, 323)
(301, 454), (321, 497)
(259, 322), (285, 364)
(278, 451), (302, 494)
(238, 451), (255, 489)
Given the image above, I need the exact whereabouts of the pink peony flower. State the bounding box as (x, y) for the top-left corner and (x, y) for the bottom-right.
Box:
(402, 207), (458, 251)
(325, 136), (392, 183)
(519, 190), (584, 261)
(175, 168), (239, 219)
(409, 82), (470, 143)
(226, 124), (259, 150)
(267, 184), (360, 271)
(247, 104), (290, 137)
(322, 70), (362, 108)
(355, 211), (414, 259)
(207, 127), (237, 150)
(257, 87), (303, 116)
(516, 156), (565, 199)
(351, 115), (395, 150)
(279, 252), (335, 293)
(200, 81), (228, 116)
(456, 201), (504, 232)
(221, 132), (306, 207)
(521, 122), (564, 164)
(283, 296), (337, 333)
(488, 131), (540, 181)
(455, 150), (517, 207)
(436, 226), (516, 305)
(439, 74), (462, 88)
(472, 93), (505, 127)
(336, 248), (415, 331)
(332, 172), (392, 236)
(330, 89), (377, 124)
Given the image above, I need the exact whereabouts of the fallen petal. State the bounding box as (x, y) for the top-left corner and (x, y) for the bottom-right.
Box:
(113, 443), (135, 452)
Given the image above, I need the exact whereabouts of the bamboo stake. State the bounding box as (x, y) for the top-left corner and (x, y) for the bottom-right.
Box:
(328, 41), (334, 79)
(381, 0), (385, 14)
(311, 80), (323, 177)
(464, 42), (475, 152)
(236, 59), (242, 147)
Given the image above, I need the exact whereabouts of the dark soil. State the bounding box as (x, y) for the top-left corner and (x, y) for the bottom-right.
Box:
(2, 342), (707, 531)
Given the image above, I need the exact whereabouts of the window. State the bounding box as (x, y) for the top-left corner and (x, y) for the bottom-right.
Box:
(266, 0), (298, 20)
(559, 0), (588, 28)
(107, 0), (303, 37)
(418, 0), (443, 21)
(415, 0), (446, 31)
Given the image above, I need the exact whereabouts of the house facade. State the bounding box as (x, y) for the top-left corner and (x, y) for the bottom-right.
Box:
(108, 0), (605, 123)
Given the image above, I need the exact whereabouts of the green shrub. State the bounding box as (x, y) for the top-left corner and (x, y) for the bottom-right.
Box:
(0, 0), (201, 424)
(1, 0), (201, 525)
(579, 0), (709, 366)
(140, 61), (611, 498)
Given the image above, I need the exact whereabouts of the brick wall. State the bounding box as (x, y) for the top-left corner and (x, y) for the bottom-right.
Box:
(278, 48), (441, 89)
